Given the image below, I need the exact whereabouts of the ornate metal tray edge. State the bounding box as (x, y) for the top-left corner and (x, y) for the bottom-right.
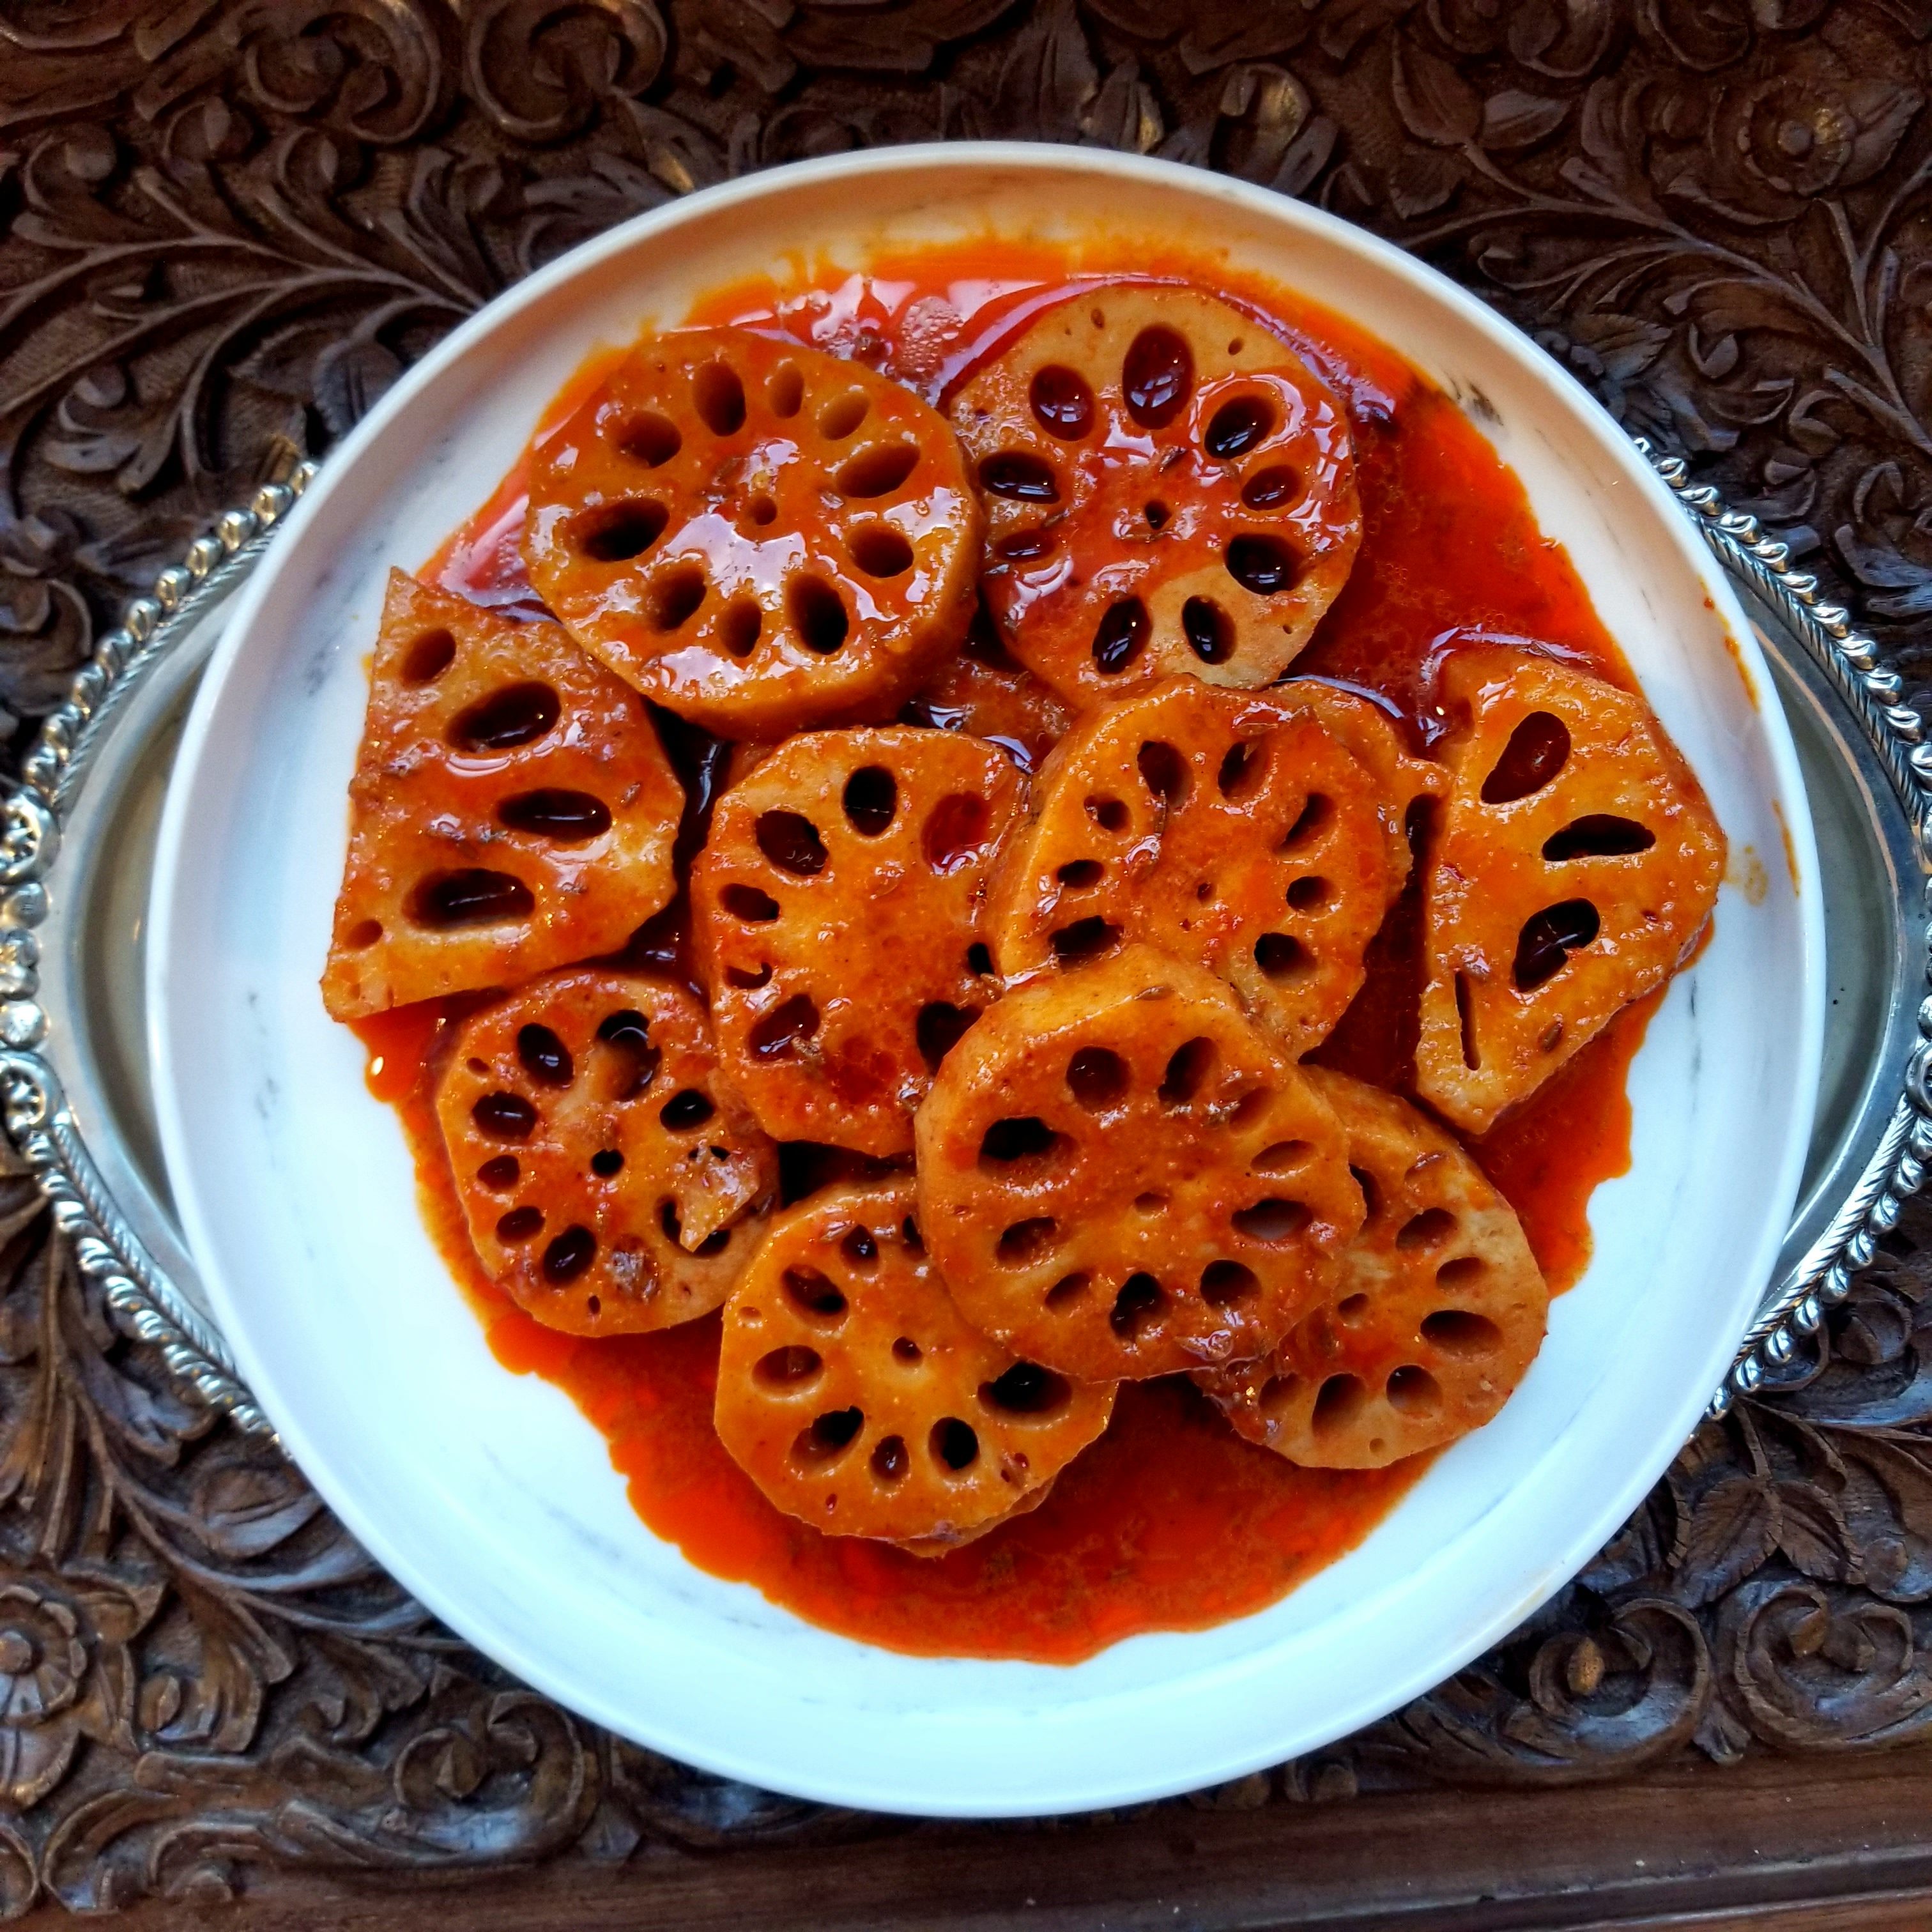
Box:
(0, 445), (1917, 1440)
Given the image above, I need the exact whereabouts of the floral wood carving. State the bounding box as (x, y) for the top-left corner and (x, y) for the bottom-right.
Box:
(2, 0), (1932, 1911)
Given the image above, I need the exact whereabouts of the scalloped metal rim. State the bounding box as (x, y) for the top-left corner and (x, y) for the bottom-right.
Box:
(0, 443), (1917, 1438)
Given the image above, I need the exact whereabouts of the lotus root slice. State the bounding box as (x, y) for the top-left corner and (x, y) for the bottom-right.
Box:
(714, 1179), (1114, 1549)
(693, 725), (1023, 1155)
(949, 286), (1361, 708)
(915, 944), (1363, 1381)
(523, 327), (982, 739)
(1416, 647), (1726, 1134)
(436, 969), (775, 1336)
(989, 678), (1390, 1057)
(321, 571), (682, 1020)
(1197, 1069), (1548, 1468)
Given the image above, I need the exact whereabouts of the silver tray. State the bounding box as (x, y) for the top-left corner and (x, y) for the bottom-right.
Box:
(0, 447), (1923, 1441)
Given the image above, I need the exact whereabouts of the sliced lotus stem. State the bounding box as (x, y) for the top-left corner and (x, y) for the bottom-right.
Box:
(693, 724), (1023, 1156)
(949, 286), (1361, 709)
(322, 571), (682, 1020)
(714, 1179), (1114, 1551)
(524, 327), (982, 739)
(988, 677), (1392, 1057)
(1414, 646), (1727, 1134)
(915, 943), (1363, 1380)
(436, 968), (774, 1336)
(1196, 1069), (1548, 1469)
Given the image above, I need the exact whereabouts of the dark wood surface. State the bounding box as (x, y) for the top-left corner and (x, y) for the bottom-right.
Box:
(3, 1), (1932, 1922)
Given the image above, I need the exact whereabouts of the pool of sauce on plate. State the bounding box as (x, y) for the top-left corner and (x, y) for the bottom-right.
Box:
(369, 240), (1664, 1662)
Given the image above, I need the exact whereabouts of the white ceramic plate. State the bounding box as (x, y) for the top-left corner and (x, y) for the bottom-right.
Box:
(147, 146), (1824, 1817)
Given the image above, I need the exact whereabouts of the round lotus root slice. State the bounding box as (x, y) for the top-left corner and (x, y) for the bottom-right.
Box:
(1414, 647), (1727, 1135)
(715, 1179), (1116, 1551)
(948, 286), (1361, 709)
(523, 327), (982, 739)
(915, 944), (1363, 1381)
(1196, 1070), (1548, 1468)
(436, 969), (776, 1337)
(988, 678), (1390, 1059)
(692, 725), (1023, 1156)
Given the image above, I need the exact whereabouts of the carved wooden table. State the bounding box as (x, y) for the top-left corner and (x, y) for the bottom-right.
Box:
(3, 3), (1932, 1924)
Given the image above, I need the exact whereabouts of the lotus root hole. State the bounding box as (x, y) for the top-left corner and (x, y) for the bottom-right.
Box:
(850, 525), (914, 578)
(448, 680), (559, 753)
(1260, 1372), (1303, 1414)
(1092, 597), (1149, 675)
(1482, 712), (1572, 803)
(1255, 1139), (1315, 1176)
(1159, 1036), (1216, 1107)
(1436, 1257), (1487, 1292)
(1045, 1271), (1091, 1312)
(1232, 1198), (1312, 1242)
(1205, 395), (1278, 459)
(1229, 1087), (1273, 1131)
(997, 528), (1054, 562)
(1217, 739), (1268, 800)
(915, 1001), (976, 1072)
(1110, 1273), (1165, 1338)
(1280, 792), (1332, 850)
(723, 883), (781, 923)
(1311, 1374), (1367, 1437)
(782, 1267), (847, 1323)
(1387, 1365), (1443, 1415)
(1455, 971), (1480, 1070)
(498, 788), (612, 840)
(477, 1154), (519, 1190)
(471, 1091), (537, 1141)
(842, 765), (897, 834)
(1422, 1308), (1503, 1356)
(586, 1294), (602, 1317)
(901, 1215), (924, 1254)
(1514, 899), (1602, 990)
(720, 598), (762, 658)
(839, 1225), (879, 1269)
(1254, 932), (1311, 983)
(930, 1418), (979, 1473)
(1286, 875), (1330, 910)
(793, 1407), (863, 1469)
(870, 1435), (908, 1483)
(1242, 465), (1300, 510)
(1225, 534), (1296, 596)
(401, 627), (455, 683)
(516, 1024), (574, 1089)
(693, 361), (746, 436)
(1335, 1292), (1371, 1327)
(659, 1088), (714, 1131)
(593, 1009), (659, 1100)
(1397, 1208), (1457, 1250)
(1349, 1163), (1382, 1219)
(1144, 500), (1169, 530)
(816, 392), (868, 441)
(496, 1206), (543, 1243)
(981, 1116), (1062, 1168)
(1183, 597), (1234, 664)
(647, 567), (707, 632)
(755, 1345), (822, 1390)
(997, 1217), (1057, 1266)
(1122, 325), (1193, 428)
(408, 868), (534, 930)
(1057, 859), (1104, 890)
(577, 499), (668, 564)
(891, 1335), (921, 1365)
(966, 941), (995, 977)
(345, 918), (383, 949)
(924, 793), (991, 872)
(1544, 814), (1656, 861)
(838, 443), (920, 500)
(1134, 1191), (1167, 1215)
(1085, 793), (1130, 833)
(659, 1199), (683, 1243)
(1066, 1045), (1130, 1110)
(979, 452), (1059, 503)
(726, 963), (772, 990)
(1029, 365), (1095, 440)
(980, 1361), (1071, 1418)
(755, 809), (827, 877)
(1050, 916), (1121, 963)
(1200, 1259), (1259, 1305)
(1137, 739), (1189, 806)
(766, 363), (803, 418)
(611, 409), (681, 466)
(747, 993), (820, 1061)
(590, 1149), (623, 1177)
(542, 1226), (595, 1284)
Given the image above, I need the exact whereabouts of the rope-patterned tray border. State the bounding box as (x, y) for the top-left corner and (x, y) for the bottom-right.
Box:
(0, 443), (1917, 1438)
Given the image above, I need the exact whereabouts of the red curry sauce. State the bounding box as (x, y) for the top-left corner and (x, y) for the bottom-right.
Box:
(364, 241), (1662, 1662)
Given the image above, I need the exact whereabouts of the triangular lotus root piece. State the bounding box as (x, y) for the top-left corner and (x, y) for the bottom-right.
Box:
(436, 967), (776, 1336)
(693, 725), (1023, 1156)
(714, 1178), (1115, 1552)
(988, 678), (1391, 1057)
(1196, 1069), (1548, 1468)
(949, 286), (1361, 709)
(915, 944), (1363, 1381)
(898, 604), (1072, 774)
(523, 327), (982, 739)
(1415, 647), (1726, 1133)
(322, 571), (682, 1020)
